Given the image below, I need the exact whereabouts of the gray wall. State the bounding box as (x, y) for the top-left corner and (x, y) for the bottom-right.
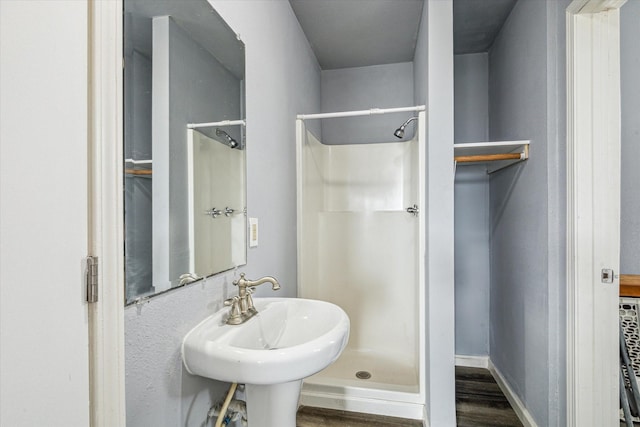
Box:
(320, 62), (414, 144)
(454, 54), (488, 144)
(621, 0), (640, 274)
(454, 53), (490, 357)
(124, 1), (321, 425)
(414, 1), (457, 425)
(487, 0), (567, 425)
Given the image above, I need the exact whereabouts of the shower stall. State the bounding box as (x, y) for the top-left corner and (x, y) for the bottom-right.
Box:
(296, 106), (426, 419)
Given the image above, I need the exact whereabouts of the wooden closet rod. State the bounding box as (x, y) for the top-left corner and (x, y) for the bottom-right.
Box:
(454, 153), (523, 163)
(125, 169), (152, 176)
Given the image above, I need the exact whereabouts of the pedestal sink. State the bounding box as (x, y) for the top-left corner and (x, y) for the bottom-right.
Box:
(182, 297), (350, 427)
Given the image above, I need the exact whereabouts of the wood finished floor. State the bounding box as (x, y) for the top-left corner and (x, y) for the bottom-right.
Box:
(296, 366), (522, 426)
(297, 406), (422, 427)
(455, 366), (522, 427)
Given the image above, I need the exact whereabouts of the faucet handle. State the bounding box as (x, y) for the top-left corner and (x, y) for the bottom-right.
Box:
(246, 287), (258, 315)
(224, 296), (243, 325)
(224, 296), (239, 306)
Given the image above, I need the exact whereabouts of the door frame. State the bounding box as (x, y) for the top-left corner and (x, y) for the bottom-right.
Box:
(88, 0), (126, 425)
(566, 0), (625, 425)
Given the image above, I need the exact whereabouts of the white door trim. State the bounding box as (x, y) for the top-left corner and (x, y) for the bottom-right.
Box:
(566, 1), (624, 426)
(88, 0), (126, 425)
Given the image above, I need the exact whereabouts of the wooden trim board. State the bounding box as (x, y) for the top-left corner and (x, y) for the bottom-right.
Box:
(620, 274), (640, 297)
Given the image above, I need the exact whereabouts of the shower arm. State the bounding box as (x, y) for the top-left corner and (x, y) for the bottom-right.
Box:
(400, 117), (418, 128)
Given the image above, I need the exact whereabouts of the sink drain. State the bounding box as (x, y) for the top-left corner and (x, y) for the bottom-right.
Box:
(355, 371), (371, 380)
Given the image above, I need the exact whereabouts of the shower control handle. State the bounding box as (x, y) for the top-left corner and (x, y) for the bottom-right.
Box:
(206, 207), (222, 218)
(406, 204), (419, 216)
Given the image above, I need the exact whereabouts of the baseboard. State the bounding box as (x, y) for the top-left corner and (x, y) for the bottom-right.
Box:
(455, 354), (489, 369)
(488, 360), (539, 427)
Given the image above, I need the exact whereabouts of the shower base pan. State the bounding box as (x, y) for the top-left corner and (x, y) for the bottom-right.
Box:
(299, 349), (424, 420)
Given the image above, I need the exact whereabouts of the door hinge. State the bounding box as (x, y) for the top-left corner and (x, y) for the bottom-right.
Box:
(86, 256), (99, 303)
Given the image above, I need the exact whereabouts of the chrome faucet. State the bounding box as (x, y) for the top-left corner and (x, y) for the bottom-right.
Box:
(224, 273), (280, 325)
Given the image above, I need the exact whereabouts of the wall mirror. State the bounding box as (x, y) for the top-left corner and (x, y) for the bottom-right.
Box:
(124, 0), (246, 304)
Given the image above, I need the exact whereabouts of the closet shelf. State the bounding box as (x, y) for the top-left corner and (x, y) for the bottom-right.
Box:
(124, 158), (153, 178)
(454, 140), (529, 174)
(620, 274), (640, 298)
(124, 158), (153, 177)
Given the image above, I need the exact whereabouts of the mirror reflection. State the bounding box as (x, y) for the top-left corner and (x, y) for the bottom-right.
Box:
(124, 0), (246, 303)
(187, 128), (246, 280)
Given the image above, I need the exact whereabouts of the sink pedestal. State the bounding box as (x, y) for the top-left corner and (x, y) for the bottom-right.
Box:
(245, 380), (302, 427)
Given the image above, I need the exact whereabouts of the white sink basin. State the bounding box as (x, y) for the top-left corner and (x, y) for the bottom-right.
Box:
(182, 297), (349, 384)
(182, 297), (349, 426)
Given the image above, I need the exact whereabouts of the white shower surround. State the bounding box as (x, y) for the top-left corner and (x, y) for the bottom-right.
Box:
(296, 110), (426, 420)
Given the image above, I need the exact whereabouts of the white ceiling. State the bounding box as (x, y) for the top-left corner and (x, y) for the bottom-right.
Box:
(288, 0), (517, 70)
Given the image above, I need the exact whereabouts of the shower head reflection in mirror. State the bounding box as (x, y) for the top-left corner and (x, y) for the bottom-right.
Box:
(187, 119), (246, 150)
(216, 128), (239, 149)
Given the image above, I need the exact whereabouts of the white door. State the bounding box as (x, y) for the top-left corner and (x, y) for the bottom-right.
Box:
(0, 1), (91, 425)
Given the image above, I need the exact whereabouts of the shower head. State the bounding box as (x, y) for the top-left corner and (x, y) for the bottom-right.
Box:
(215, 128), (239, 149)
(393, 127), (406, 139)
(393, 116), (418, 139)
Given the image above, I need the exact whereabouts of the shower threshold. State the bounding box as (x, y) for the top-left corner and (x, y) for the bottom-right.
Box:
(300, 349), (424, 420)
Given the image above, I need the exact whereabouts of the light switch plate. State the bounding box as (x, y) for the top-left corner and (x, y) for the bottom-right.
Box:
(249, 217), (258, 247)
